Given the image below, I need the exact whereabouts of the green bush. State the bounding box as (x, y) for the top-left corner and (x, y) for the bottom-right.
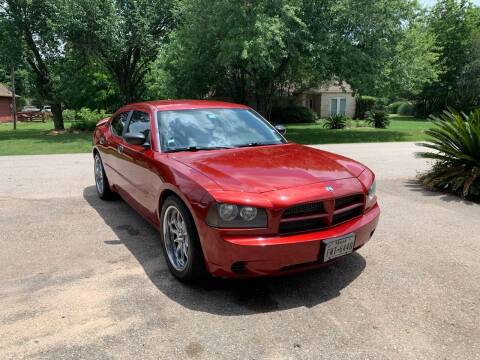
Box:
(70, 108), (108, 131)
(323, 114), (348, 129)
(366, 110), (390, 128)
(417, 109), (480, 199)
(62, 109), (76, 122)
(355, 96), (377, 119)
(387, 101), (406, 114)
(374, 98), (388, 111)
(271, 105), (317, 124)
(397, 102), (415, 116)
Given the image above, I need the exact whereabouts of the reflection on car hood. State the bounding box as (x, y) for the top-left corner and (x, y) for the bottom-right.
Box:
(169, 143), (365, 193)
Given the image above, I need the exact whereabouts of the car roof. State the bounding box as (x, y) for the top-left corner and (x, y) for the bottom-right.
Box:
(119, 100), (251, 113)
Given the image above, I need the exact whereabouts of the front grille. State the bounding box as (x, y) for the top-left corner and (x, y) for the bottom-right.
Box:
(332, 207), (363, 225)
(279, 193), (365, 235)
(279, 218), (327, 234)
(282, 201), (325, 218)
(335, 194), (364, 210)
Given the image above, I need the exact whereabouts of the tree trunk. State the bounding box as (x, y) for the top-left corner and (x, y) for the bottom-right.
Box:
(51, 103), (64, 131)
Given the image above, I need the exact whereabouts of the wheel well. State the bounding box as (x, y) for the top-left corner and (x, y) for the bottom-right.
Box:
(158, 190), (198, 232)
(159, 189), (179, 209)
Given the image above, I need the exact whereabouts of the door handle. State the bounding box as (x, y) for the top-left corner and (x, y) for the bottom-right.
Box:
(117, 144), (124, 154)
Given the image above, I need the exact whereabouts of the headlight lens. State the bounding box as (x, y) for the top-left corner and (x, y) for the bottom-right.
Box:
(219, 204), (238, 221)
(240, 206), (257, 221)
(207, 203), (267, 228)
(366, 180), (377, 209)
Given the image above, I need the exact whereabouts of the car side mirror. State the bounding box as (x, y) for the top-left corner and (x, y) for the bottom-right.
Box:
(125, 132), (148, 146)
(275, 124), (287, 136)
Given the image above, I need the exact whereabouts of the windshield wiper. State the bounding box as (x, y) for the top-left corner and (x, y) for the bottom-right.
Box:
(164, 146), (236, 153)
(237, 142), (280, 148)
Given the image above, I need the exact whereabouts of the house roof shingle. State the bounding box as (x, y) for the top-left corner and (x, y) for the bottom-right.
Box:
(0, 83), (14, 98)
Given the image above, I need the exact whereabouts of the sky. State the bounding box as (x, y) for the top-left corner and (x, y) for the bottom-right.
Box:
(420, 0), (480, 6)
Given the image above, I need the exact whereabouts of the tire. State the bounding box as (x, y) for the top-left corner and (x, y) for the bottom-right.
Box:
(160, 195), (205, 282)
(94, 152), (114, 200)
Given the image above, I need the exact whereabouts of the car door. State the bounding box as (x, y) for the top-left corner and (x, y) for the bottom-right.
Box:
(118, 110), (157, 214)
(103, 111), (132, 190)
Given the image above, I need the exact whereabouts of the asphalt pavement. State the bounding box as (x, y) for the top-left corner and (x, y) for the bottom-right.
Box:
(1, 142), (479, 359)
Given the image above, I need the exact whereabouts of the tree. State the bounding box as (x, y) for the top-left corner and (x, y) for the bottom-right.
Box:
(368, 19), (441, 98)
(0, 0), (66, 130)
(65, 0), (177, 105)
(163, 0), (309, 116)
(162, 0), (428, 117)
(417, 0), (478, 115)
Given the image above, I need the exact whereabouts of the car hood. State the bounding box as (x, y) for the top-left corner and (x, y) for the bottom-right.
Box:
(169, 143), (365, 193)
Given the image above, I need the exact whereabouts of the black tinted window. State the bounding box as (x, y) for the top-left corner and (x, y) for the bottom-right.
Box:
(111, 112), (130, 136)
(127, 111), (150, 137)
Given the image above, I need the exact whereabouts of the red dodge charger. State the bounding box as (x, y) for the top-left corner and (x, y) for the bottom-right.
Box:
(92, 100), (380, 282)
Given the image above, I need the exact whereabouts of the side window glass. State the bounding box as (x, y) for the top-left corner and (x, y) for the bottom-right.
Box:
(111, 112), (129, 136)
(126, 111), (150, 138)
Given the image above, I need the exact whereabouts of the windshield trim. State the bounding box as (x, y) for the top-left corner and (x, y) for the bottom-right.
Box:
(156, 108), (287, 153)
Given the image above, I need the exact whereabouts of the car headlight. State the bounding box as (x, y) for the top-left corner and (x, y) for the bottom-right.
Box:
(365, 180), (377, 210)
(207, 203), (267, 228)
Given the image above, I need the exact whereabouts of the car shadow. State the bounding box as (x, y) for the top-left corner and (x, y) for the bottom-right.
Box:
(83, 186), (366, 315)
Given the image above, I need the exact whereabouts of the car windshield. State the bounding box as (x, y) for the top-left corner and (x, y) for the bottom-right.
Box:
(157, 108), (285, 152)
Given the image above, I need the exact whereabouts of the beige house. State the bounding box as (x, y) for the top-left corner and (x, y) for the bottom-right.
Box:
(297, 81), (356, 118)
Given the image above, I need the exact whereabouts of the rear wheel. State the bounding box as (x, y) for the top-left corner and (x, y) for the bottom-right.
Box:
(94, 152), (114, 200)
(160, 196), (205, 282)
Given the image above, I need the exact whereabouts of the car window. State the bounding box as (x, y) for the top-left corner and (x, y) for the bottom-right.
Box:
(157, 109), (285, 151)
(126, 111), (150, 138)
(111, 112), (130, 136)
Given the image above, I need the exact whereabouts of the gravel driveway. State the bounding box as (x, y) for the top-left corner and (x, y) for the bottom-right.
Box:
(1, 142), (479, 360)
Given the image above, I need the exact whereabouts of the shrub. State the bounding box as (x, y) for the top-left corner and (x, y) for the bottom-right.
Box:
(387, 101), (405, 114)
(397, 102), (415, 116)
(355, 96), (377, 119)
(323, 114), (348, 129)
(271, 105), (317, 124)
(366, 110), (390, 128)
(373, 98), (388, 111)
(62, 109), (76, 122)
(70, 108), (108, 131)
(417, 109), (480, 199)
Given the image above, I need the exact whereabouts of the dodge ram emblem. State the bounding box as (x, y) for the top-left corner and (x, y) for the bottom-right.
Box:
(325, 186), (334, 192)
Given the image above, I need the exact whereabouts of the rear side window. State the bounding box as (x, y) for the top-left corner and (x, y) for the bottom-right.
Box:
(126, 111), (150, 137)
(111, 112), (130, 136)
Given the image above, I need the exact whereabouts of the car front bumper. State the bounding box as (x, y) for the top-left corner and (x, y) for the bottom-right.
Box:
(200, 204), (380, 278)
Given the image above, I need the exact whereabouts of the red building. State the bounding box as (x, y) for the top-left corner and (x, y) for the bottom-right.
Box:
(0, 83), (14, 123)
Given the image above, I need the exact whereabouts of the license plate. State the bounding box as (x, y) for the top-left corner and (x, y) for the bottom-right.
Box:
(321, 234), (356, 262)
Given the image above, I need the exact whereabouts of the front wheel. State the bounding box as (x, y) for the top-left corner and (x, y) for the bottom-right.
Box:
(160, 196), (205, 282)
(94, 152), (114, 200)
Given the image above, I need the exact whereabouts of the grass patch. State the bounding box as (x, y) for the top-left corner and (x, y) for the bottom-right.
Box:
(285, 115), (431, 145)
(0, 121), (92, 156)
(0, 115), (432, 156)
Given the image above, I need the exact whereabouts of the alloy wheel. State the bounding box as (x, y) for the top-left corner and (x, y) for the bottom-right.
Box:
(163, 205), (190, 271)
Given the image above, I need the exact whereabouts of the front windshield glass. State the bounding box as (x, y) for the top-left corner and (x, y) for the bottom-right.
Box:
(157, 108), (285, 152)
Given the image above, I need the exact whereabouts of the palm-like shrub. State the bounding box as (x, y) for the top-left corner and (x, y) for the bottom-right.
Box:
(417, 109), (480, 198)
(366, 110), (390, 128)
(324, 114), (348, 129)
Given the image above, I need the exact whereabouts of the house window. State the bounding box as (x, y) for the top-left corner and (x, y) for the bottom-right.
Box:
(330, 97), (347, 116)
(309, 98), (314, 110)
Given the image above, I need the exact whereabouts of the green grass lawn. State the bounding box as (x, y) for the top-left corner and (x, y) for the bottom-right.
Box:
(0, 120), (92, 156)
(285, 115), (432, 144)
(0, 115), (432, 156)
